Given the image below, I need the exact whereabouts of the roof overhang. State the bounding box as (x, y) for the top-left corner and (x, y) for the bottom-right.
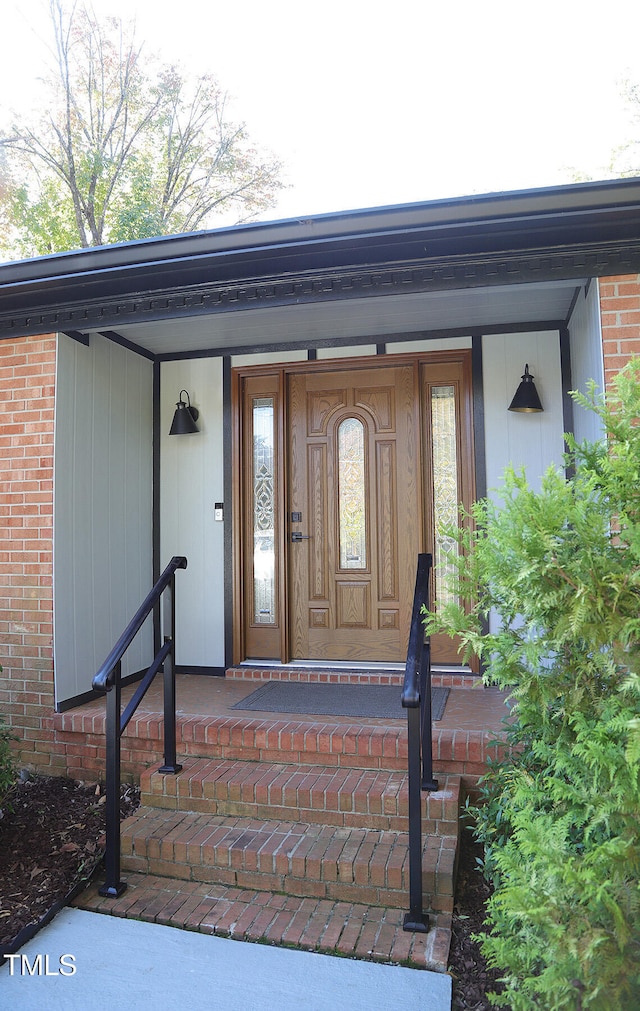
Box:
(1, 177), (639, 354)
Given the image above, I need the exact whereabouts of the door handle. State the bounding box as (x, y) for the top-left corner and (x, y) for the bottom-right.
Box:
(290, 531), (311, 542)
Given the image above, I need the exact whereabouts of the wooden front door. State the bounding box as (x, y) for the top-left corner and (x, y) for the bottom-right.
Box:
(233, 351), (475, 667)
(288, 365), (420, 662)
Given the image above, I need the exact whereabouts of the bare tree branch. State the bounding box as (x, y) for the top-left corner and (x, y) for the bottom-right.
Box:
(0, 1), (284, 255)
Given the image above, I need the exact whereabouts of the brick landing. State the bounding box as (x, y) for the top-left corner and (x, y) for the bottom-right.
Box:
(52, 674), (509, 786)
(74, 874), (451, 971)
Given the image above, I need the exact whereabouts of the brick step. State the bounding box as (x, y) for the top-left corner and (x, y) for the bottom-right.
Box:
(226, 666), (479, 688)
(177, 717), (411, 770)
(141, 759), (461, 833)
(74, 872), (452, 971)
(120, 806), (457, 914)
(54, 708), (494, 783)
(225, 667), (407, 686)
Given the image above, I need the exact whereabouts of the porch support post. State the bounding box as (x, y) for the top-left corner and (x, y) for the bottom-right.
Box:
(158, 574), (182, 775)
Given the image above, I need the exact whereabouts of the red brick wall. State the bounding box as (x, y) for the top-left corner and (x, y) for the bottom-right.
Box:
(0, 335), (60, 771)
(598, 274), (640, 387)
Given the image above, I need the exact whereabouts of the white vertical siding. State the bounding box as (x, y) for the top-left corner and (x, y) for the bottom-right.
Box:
(483, 331), (565, 496)
(160, 359), (225, 667)
(231, 350), (306, 367)
(316, 345), (377, 358)
(482, 331), (565, 636)
(392, 336), (473, 354)
(53, 334), (154, 705)
(568, 282), (605, 446)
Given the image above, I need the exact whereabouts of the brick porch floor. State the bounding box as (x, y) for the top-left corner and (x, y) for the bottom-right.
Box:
(52, 671), (508, 784)
(66, 669), (509, 973)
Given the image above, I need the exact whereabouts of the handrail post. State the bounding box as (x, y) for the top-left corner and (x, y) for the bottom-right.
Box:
(99, 661), (126, 898)
(158, 573), (182, 775)
(404, 695), (429, 932)
(93, 556), (187, 898)
(420, 639), (438, 792)
(402, 553), (435, 933)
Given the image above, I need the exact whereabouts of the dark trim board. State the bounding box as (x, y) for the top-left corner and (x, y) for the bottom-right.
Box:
(98, 329), (156, 361)
(56, 689), (102, 713)
(55, 669), (146, 713)
(61, 329), (90, 346)
(471, 335), (487, 502)
(152, 361), (161, 656)
(55, 665), (226, 712)
(565, 286), (583, 325)
(223, 356), (234, 670)
(560, 326), (575, 478)
(471, 334), (489, 667)
(175, 665), (225, 677)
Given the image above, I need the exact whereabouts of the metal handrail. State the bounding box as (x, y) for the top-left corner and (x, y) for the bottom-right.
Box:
(401, 553), (431, 709)
(92, 556), (187, 691)
(401, 552), (438, 933)
(92, 555), (187, 897)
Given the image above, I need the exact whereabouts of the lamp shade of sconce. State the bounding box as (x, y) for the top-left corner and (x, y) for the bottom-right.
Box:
(508, 364), (543, 413)
(169, 390), (200, 434)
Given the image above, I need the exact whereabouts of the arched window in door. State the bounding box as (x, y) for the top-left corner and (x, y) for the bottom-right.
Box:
(337, 417), (367, 570)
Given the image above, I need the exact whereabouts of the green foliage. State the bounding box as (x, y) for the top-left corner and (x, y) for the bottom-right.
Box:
(4, 177), (80, 258)
(0, 659), (17, 807)
(0, 717), (17, 810)
(0, 2), (284, 256)
(425, 360), (640, 1009)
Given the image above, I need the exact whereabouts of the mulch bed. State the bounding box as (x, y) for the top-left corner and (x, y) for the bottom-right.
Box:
(449, 826), (505, 1010)
(1, 775), (503, 1007)
(0, 775), (139, 952)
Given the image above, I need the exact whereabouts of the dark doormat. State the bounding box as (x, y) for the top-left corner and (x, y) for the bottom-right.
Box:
(231, 682), (450, 721)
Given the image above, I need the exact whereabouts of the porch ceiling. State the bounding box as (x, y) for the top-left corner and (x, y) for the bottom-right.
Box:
(82, 278), (583, 359)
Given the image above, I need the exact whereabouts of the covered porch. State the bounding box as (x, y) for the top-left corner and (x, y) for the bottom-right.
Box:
(28, 182), (619, 711)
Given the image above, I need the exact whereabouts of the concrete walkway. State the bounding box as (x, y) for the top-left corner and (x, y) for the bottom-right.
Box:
(1, 907), (452, 1011)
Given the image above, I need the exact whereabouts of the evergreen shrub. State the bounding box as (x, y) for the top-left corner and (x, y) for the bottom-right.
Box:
(426, 361), (640, 1009)
(0, 739), (16, 813)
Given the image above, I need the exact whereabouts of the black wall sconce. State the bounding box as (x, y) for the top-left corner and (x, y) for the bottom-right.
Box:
(169, 390), (200, 435)
(508, 364), (543, 413)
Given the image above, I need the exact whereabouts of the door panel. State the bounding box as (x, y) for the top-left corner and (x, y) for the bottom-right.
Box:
(289, 365), (420, 662)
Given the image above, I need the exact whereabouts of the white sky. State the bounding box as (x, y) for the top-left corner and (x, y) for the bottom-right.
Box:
(2, 0), (640, 222)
